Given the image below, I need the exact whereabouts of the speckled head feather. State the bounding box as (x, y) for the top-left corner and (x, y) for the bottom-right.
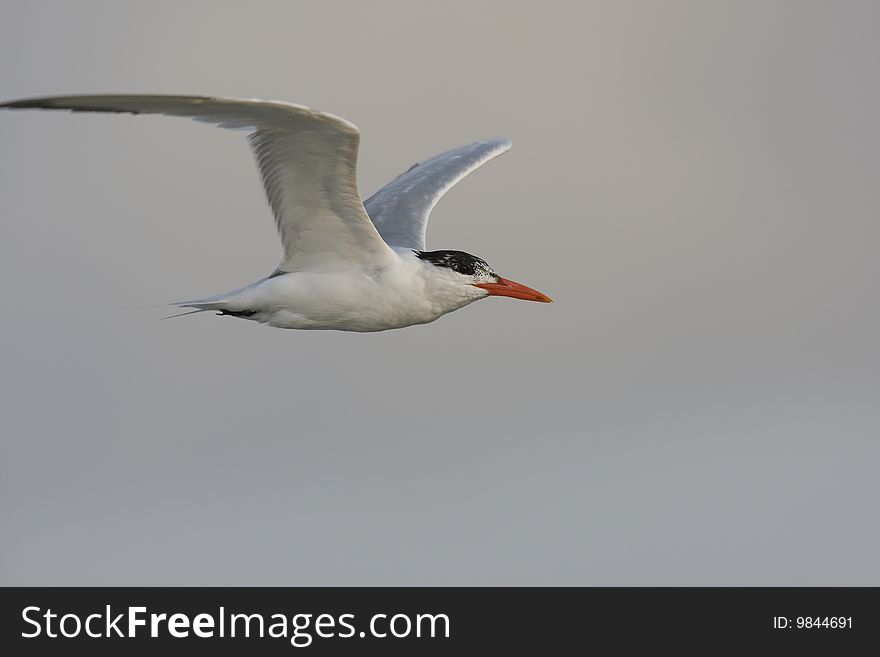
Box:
(415, 250), (498, 280)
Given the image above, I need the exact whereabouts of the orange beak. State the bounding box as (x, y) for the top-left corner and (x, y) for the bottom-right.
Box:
(473, 277), (553, 303)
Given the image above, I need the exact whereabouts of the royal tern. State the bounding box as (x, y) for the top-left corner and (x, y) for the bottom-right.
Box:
(1, 94), (551, 331)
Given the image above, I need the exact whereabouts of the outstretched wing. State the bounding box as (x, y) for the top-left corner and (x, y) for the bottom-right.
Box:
(1, 94), (396, 273)
(363, 138), (512, 251)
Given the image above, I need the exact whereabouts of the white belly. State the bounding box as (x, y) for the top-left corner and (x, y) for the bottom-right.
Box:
(219, 265), (469, 332)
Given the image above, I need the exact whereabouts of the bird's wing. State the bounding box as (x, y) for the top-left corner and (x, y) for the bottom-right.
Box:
(0, 94), (396, 273)
(363, 138), (512, 251)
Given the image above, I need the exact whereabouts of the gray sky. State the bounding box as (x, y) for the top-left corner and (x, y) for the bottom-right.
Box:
(1, 0), (878, 585)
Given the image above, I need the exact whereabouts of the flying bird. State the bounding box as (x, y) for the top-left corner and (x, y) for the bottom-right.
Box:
(1, 95), (551, 331)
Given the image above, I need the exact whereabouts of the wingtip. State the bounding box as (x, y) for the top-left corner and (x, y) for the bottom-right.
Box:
(0, 96), (143, 114)
(0, 98), (31, 109)
(1, 96), (62, 110)
(484, 137), (513, 152)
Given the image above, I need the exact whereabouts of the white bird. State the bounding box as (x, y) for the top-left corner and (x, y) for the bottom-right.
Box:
(1, 94), (551, 331)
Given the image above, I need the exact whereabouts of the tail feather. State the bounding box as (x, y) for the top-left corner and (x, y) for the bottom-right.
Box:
(161, 308), (209, 320)
(171, 297), (231, 310)
(169, 280), (266, 319)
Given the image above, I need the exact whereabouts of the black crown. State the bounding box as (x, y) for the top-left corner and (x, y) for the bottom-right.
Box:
(416, 250), (494, 277)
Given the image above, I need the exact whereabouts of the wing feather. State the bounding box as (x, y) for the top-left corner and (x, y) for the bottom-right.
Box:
(363, 138), (512, 250)
(1, 94), (395, 272)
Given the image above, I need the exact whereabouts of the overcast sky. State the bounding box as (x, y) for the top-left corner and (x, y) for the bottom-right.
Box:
(1, 0), (878, 585)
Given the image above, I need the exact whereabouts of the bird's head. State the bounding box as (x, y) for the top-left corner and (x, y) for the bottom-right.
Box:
(416, 250), (552, 305)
